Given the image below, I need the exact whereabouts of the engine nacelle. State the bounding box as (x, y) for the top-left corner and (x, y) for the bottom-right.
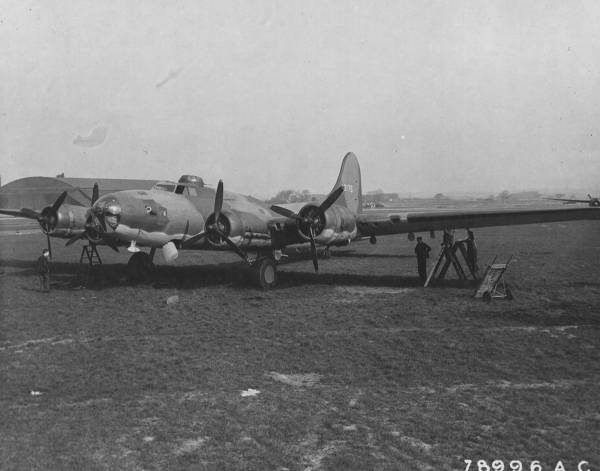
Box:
(205, 210), (272, 248)
(296, 204), (357, 245)
(48, 204), (91, 237)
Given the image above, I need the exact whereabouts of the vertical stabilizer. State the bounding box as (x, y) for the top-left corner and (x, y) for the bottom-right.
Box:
(332, 152), (362, 214)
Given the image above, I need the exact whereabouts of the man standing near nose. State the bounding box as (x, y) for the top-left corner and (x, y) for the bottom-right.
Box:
(36, 248), (51, 292)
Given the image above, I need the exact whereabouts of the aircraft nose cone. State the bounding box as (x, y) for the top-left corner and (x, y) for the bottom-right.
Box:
(105, 201), (122, 216)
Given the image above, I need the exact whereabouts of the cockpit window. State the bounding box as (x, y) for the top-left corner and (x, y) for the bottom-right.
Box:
(154, 183), (176, 192)
(187, 187), (198, 197)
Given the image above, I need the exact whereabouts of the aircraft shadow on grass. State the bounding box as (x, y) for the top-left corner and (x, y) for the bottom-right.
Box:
(328, 251), (415, 260)
(1, 258), (447, 291)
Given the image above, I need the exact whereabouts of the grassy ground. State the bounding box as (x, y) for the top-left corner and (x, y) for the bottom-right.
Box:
(1, 221), (599, 470)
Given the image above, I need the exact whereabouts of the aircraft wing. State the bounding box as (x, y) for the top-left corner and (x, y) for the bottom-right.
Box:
(356, 207), (600, 237)
(0, 209), (32, 218)
(547, 198), (590, 204)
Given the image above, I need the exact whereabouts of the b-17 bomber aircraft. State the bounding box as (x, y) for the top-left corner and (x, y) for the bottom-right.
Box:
(2, 152), (599, 288)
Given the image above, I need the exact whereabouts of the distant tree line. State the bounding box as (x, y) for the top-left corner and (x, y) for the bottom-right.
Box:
(266, 189), (316, 204)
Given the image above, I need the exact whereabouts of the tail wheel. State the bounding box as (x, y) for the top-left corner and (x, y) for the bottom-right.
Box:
(253, 257), (277, 290)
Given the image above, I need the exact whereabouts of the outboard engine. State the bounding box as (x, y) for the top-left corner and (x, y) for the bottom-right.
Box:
(296, 203), (357, 245)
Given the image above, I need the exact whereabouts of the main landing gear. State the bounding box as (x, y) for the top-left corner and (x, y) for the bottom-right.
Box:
(127, 248), (156, 282)
(250, 256), (278, 290)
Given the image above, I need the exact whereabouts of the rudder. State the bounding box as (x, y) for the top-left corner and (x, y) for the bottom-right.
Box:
(332, 152), (362, 214)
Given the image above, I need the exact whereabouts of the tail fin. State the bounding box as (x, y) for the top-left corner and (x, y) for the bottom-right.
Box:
(332, 152), (362, 214)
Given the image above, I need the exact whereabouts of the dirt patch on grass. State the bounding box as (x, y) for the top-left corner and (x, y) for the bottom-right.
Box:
(174, 437), (207, 455)
(266, 372), (322, 387)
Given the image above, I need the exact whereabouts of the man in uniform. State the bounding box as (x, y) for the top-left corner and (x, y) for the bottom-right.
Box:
(36, 249), (50, 292)
(464, 229), (478, 275)
(414, 236), (431, 283)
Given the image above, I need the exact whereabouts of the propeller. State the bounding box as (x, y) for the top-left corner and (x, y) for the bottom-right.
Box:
(12, 191), (69, 258)
(65, 183), (118, 252)
(270, 186), (344, 272)
(182, 180), (249, 262)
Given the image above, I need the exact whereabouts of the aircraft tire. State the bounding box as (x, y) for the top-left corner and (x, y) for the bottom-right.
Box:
(482, 291), (492, 303)
(505, 285), (513, 300)
(127, 252), (153, 282)
(253, 257), (277, 290)
(320, 247), (331, 259)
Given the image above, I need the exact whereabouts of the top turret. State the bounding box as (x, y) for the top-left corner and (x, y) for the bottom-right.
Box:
(178, 175), (205, 187)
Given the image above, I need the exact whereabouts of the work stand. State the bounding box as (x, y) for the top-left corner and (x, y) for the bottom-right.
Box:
(80, 244), (102, 267)
(424, 234), (479, 287)
(76, 244), (104, 287)
(473, 256), (514, 302)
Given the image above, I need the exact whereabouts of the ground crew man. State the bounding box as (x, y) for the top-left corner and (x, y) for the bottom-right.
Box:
(464, 229), (478, 274)
(414, 236), (431, 283)
(36, 249), (50, 292)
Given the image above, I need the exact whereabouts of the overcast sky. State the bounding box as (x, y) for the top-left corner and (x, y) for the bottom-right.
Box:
(2, 0), (600, 197)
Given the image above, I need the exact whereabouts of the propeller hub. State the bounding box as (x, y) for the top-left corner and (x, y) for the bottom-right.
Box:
(205, 213), (231, 244)
(298, 205), (325, 239)
(39, 207), (58, 234)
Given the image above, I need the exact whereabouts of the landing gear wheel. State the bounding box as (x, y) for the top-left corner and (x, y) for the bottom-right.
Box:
(482, 291), (491, 303)
(127, 252), (154, 282)
(505, 285), (513, 300)
(320, 247), (331, 259)
(252, 257), (277, 290)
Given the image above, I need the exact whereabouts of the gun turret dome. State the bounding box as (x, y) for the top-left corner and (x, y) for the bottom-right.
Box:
(178, 175), (205, 187)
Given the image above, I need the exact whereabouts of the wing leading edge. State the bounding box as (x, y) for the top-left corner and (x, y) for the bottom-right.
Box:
(356, 207), (600, 237)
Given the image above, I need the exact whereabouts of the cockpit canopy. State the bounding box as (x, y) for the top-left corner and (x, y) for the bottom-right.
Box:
(153, 182), (177, 192)
(152, 175), (205, 197)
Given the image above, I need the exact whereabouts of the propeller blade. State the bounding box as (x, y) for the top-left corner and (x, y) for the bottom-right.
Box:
(319, 186), (344, 213)
(91, 183), (99, 205)
(309, 227), (318, 272)
(182, 231), (205, 248)
(65, 231), (87, 247)
(94, 212), (107, 232)
(214, 180), (224, 223)
(270, 205), (303, 221)
(20, 208), (41, 220)
(219, 232), (249, 262)
(46, 233), (53, 259)
(51, 191), (68, 212)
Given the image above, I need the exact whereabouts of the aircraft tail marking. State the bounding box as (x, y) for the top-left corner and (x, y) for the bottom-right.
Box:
(332, 152), (362, 215)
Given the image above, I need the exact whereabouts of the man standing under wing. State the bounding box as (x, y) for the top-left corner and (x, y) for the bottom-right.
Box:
(414, 236), (431, 284)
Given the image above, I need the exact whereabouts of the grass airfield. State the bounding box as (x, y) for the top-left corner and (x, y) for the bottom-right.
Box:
(1, 218), (599, 470)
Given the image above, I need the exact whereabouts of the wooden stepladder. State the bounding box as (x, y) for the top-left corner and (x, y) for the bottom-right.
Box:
(424, 230), (479, 287)
(473, 256), (513, 302)
(80, 244), (102, 267)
